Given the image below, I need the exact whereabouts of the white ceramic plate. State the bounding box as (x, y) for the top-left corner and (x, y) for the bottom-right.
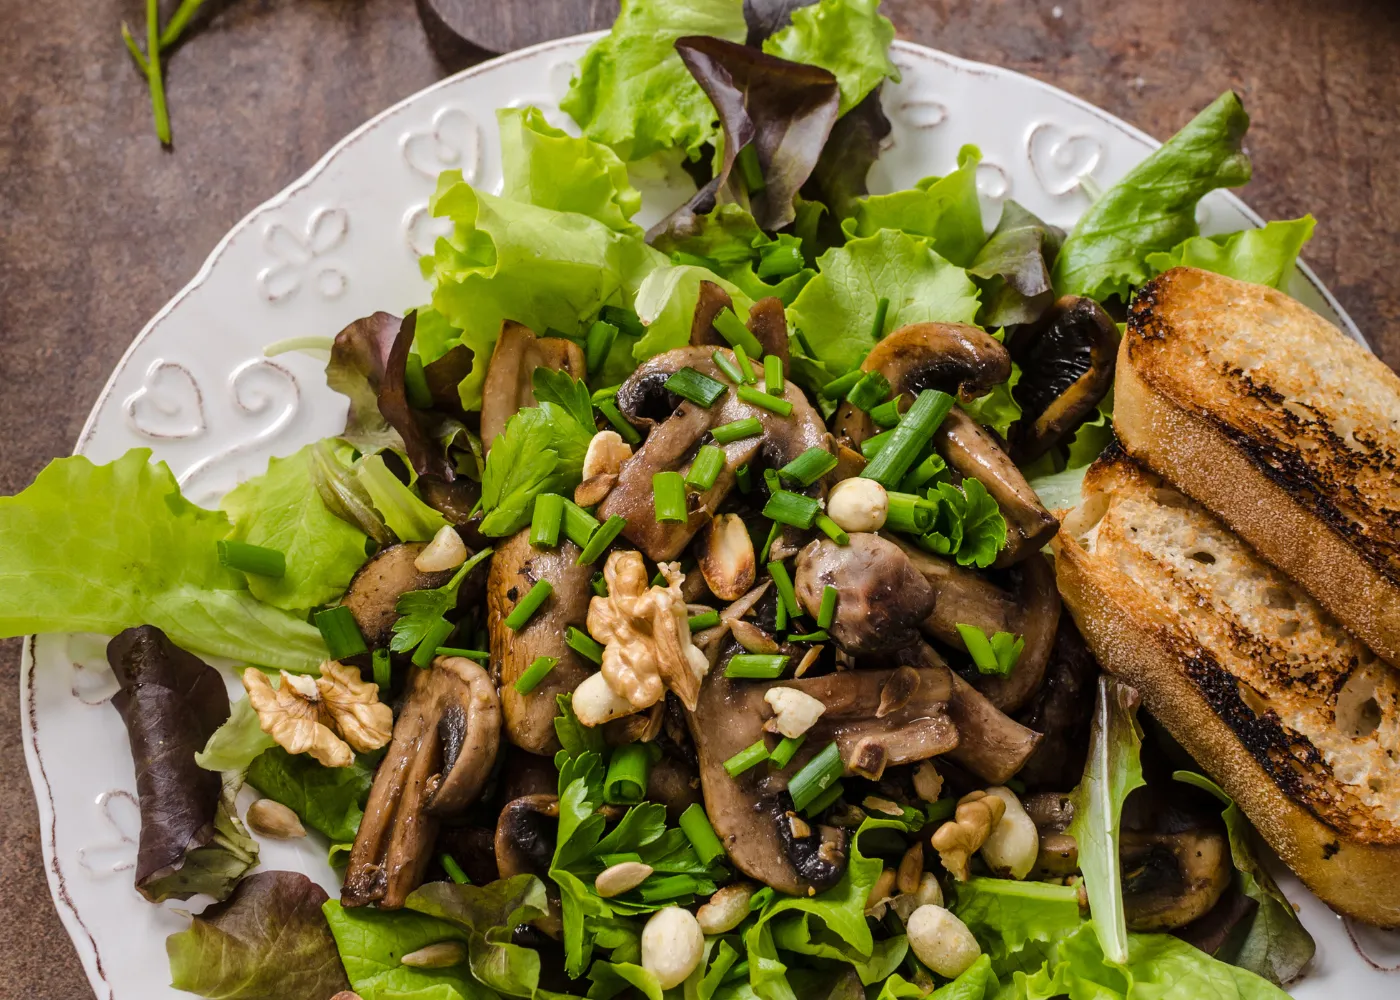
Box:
(20, 32), (1400, 1000)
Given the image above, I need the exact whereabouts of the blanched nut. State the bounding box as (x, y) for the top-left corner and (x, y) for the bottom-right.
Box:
(572, 670), (640, 727)
(825, 478), (889, 533)
(245, 799), (306, 840)
(595, 861), (654, 898)
(930, 790), (1006, 881)
(907, 904), (981, 979)
(890, 871), (944, 922)
(979, 786), (1039, 880)
(583, 430), (633, 480)
(641, 906), (704, 990)
(414, 525), (468, 572)
(912, 761), (944, 803)
(696, 882), (755, 934)
(763, 686), (827, 738)
(401, 941), (469, 969)
(897, 841), (925, 894)
(864, 867), (898, 915)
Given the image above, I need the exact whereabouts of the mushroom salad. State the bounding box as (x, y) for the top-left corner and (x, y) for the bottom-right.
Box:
(0, 2), (1325, 998)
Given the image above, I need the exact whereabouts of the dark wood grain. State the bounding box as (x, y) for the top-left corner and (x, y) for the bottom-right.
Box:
(0, 0), (1396, 995)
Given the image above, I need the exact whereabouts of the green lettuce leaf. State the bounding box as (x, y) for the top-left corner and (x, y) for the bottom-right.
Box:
(355, 452), (451, 542)
(762, 0), (899, 115)
(498, 107), (642, 235)
(323, 899), (492, 1000)
(959, 364), (1023, 441)
(632, 263), (755, 361)
(788, 229), (981, 374)
(1064, 388), (1114, 470)
(247, 746), (376, 843)
(846, 146), (986, 267)
(1029, 463), (1091, 513)
(559, 0), (748, 162)
(195, 695), (276, 773)
(651, 204), (815, 305)
(221, 445), (370, 612)
(1052, 91), (1252, 301)
(1144, 217), (1315, 291)
(0, 450), (325, 670)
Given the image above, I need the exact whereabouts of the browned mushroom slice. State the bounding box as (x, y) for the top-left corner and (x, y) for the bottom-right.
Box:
(688, 285), (789, 369)
(343, 657), (501, 909)
(486, 529), (594, 755)
(480, 321), (587, 453)
(646, 754), (703, 822)
(495, 793), (564, 939)
(600, 346), (830, 561)
(1015, 613), (1099, 791)
(689, 280), (735, 346)
(746, 297), (790, 370)
(793, 534), (936, 655)
(342, 542), (455, 648)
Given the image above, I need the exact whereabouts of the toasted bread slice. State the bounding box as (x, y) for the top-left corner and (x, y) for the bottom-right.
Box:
(1114, 267), (1400, 666)
(1054, 448), (1400, 926)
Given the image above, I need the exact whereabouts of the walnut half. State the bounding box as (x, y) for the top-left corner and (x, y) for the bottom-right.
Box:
(243, 660), (392, 768)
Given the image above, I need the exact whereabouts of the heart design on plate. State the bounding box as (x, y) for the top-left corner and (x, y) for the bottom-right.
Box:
(977, 160), (1012, 201)
(402, 106), (482, 182)
(122, 360), (206, 440)
(76, 790), (140, 877)
(1026, 121), (1103, 197)
(403, 203), (453, 258)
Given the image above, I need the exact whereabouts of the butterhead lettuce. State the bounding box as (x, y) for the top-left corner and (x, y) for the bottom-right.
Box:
(762, 0), (899, 116)
(1145, 216), (1316, 291)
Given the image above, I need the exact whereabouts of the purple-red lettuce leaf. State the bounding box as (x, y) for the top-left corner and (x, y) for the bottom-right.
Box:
(968, 200), (1065, 328)
(744, 0), (812, 44)
(326, 311), (404, 452)
(381, 311), (457, 482)
(804, 85), (891, 226)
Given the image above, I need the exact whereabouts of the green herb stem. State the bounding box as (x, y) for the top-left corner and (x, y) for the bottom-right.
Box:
(814, 514), (849, 545)
(769, 734), (806, 769)
(789, 742), (843, 812)
(513, 655), (558, 694)
(763, 355), (785, 396)
(861, 390), (955, 488)
(723, 740), (770, 778)
(596, 398), (642, 444)
(713, 309), (763, 358)
(687, 609), (720, 631)
(685, 445), (726, 491)
(504, 579), (553, 630)
(724, 654), (789, 679)
(712, 417), (762, 444)
(585, 320), (619, 375)
(779, 447), (838, 487)
(576, 514), (627, 565)
(732, 343), (758, 383)
(846, 371), (891, 412)
(817, 585), (838, 630)
(436, 647), (490, 661)
(604, 743), (654, 804)
(217, 539), (286, 579)
(678, 803), (726, 863)
(711, 350), (746, 385)
(412, 617), (455, 668)
(762, 490), (820, 529)
(665, 367), (728, 407)
(564, 626), (605, 664)
(870, 296), (891, 342)
(562, 500), (601, 548)
(371, 647), (391, 691)
(820, 370), (863, 399)
(767, 560), (801, 619)
(315, 606), (368, 660)
(737, 384), (793, 416)
(886, 491), (936, 535)
(440, 853), (471, 885)
(652, 471), (688, 524)
(869, 397), (903, 428)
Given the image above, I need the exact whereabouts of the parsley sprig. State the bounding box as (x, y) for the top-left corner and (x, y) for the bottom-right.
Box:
(121, 0), (207, 144)
(389, 546), (493, 656)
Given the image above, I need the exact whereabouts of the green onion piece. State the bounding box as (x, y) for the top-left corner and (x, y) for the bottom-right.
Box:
(723, 739), (770, 777)
(763, 354), (784, 396)
(217, 539), (287, 579)
(562, 500), (601, 548)
(435, 647), (489, 661)
(725, 654), (789, 678)
(440, 853), (471, 885)
(779, 447), (838, 487)
(789, 742), (843, 811)
(860, 429), (894, 459)
(584, 320), (619, 376)
(565, 626), (604, 664)
(504, 579), (553, 630)
(591, 572), (608, 597)
(737, 383), (793, 416)
(758, 520), (782, 564)
(886, 491), (936, 535)
(713, 308), (763, 357)
(529, 493), (565, 548)
(712, 417), (762, 444)
(769, 734), (806, 769)
(870, 296), (891, 342)
(732, 343), (758, 383)
(846, 371), (891, 412)
(652, 471), (688, 524)
(900, 452), (948, 493)
(767, 560), (802, 620)
(679, 802), (726, 863)
(600, 305), (645, 338)
(820, 370), (863, 399)
(762, 490), (820, 529)
(788, 629), (829, 642)
(736, 463), (754, 494)
(404, 353), (433, 409)
(371, 647), (391, 691)
(665, 367), (728, 407)
(671, 250), (719, 270)
(688, 609), (720, 631)
(955, 622), (1023, 676)
(776, 590), (789, 631)
(638, 874), (702, 903)
(412, 617), (455, 668)
(803, 781), (845, 818)
(514, 655), (558, 694)
(926, 797), (957, 824)
(711, 350), (746, 384)
(817, 585), (838, 630)
(685, 445), (726, 491)
(576, 514), (627, 565)
(763, 467), (781, 495)
(596, 398), (642, 444)
(869, 397), (903, 428)
(814, 514), (849, 545)
(315, 606), (368, 660)
(736, 143), (766, 194)
(757, 243), (804, 280)
(604, 743), (655, 805)
(861, 390), (956, 488)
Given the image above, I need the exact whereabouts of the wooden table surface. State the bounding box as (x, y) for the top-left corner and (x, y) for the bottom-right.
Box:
(1, 0), (1397, 994)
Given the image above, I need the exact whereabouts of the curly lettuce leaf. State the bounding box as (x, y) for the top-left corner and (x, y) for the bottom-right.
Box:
(559, 0), (748, 162)
(195, 695), (276, 773)
(1053, 91), (1252, 301)
(632, 263), (755, 361)
(0, 450), (325, 670)
(1145, 216), (1315, 291)
(762, 0), (899, 115)
(960, 362), (1023, 441)
(168, 871), (349, 1000)
(326, 311), (405, 452)
(247, 746), (376, 843)
(846, 146), (986, 267)
(968, 200), (1064, 328)
(323, 898), (491, 1000)
(355, 453), (450, 542)
(788, 229), (981, 374)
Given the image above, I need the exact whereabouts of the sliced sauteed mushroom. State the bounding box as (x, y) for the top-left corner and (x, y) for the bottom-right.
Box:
(646, 754), (703, 822)
(793, 534), (936, 655)
(1014, 614), (1099, 791)
(688, 282), (789, 367)
(343, 657), (501, 908)
(600, 346), (830, 560)
(342, 542), (457, 648)
(1120, 785), (1232, 931)
(417, 478), (490, 550)
(1007, 296), (1118, 464)
(480, 321), (586, 452)
(495, 793), (564, 939)
(487, 530), (595, 754)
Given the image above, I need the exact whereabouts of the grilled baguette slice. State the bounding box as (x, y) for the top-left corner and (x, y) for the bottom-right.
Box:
(1054, 449), (1400, 927)
(1114, 267), (1400, 667)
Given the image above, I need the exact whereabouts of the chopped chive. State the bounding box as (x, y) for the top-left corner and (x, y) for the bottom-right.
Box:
(762, 490), (820, 529)
(757, 243), (804, 280)
(789, 742), (843, 811)
(886, 491), (936, 535)
(596, 398), (642, 444)
(435, 647), (490, 661)
(440, 853), (471, 885)
(815, 514), (849, 545)
(926, 797), (957, 825)
(530, 493), (565, 548)
(900, 452), (948, 493)
(870, 296), (891, 342)
(604, 743), (654, 805)
(769, 734), (806, 769)
(584, 320), (619, 376)
(713, 308), (763, 357)
(639, 874), (702, 903)
(724, 739), (770, 777)
(767, 561), (801, 619)
(562, 500), (601, 548)
(514, 655), (558, 694)
(712, 350), (746, 384)
(763, 354), (785, 396)
(802, 780), (845, 818)
(371, 647), (391, 691)
(763, 467), (782, 495)
(685, 445), (726, 491)
(600, 305), (645, 338)
(565, 626), (604, 664)
(846, 371), (891, 412)
(779, 447), (838, 487)
(732, 343), (758, 383)
(679, 803), (726, 863)
(737, 383), (793, 416)
(712, 417), (763, 444)
(736, 143), (766, 194)
(817, 585), (838, 629)
(869, 397), (903, 428)
(591, 571), (608, 597)
(217, 540), (286, 579)
(736, 463), (754, 494)
(861, 390), (956, 488)
(788, 629), (829, 642)
(724, 654), (789, 678)
(688, 609), (721, 631)
(652, 471), (688, 524)
(404, 353), (433, 409)
(504, 579), (553, 630)
(315, 606), (368, 660)
(665, 367), (728, 407)
(860, 429), (894, 459)
(412, 617), (455, 668)
(577, 514), (628, 565)
(820, 370), (863, 399)
(758, 519), (782, 564)
(776, 590), (789, 631)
